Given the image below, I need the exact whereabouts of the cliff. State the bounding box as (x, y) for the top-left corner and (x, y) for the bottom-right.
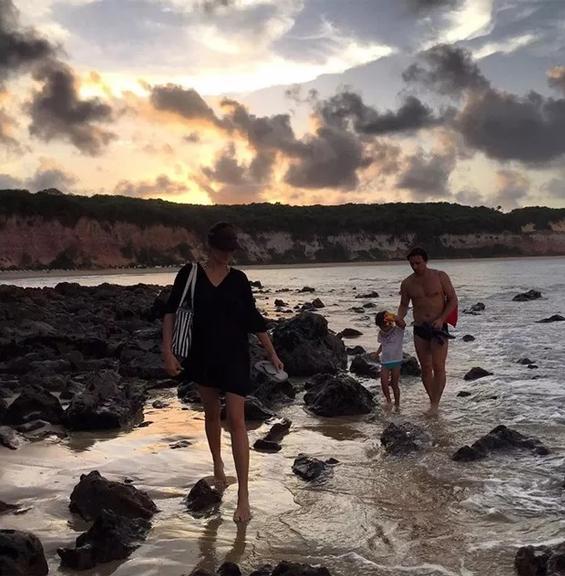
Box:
(0, 189), (564, 270)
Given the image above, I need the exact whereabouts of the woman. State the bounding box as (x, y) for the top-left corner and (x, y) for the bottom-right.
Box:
(162, 222), (284, 523)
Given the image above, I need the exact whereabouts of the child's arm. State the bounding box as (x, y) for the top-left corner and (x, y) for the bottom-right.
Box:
(369, 344), (382, 361)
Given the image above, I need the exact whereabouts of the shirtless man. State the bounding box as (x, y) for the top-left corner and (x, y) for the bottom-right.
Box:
(396, 247), (458, 415)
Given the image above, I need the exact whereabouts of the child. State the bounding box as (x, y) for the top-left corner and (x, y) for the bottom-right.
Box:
(375, 311), (404, 410)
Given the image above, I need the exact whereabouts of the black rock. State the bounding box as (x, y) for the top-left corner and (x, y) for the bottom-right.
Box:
(65, 370), (145, 430)
(0, 529), (48, 576)
(517, 357), (534, 365)
(350, 306), (365, 314)
(249, 565), (274, 576)
(274, 299), (287, 307)
(515, 541), (565, 576)
(254, 419), (291, 452)
(272, 313), (346, 376)
(401, 353), (421, 377)
(355, 291), (379, 299)
(304, 373), (375, 417)
(58, 508), (151, 569)
(0, 398), (6, 425)
(250, 281), (263, 289)
(528, 364), (538, 369)
(151, 400), (168, 409)
(346, 345), (366, 355)
(380, 422), (431, 455)
(254, 439), (282, 452)
(0, 425), (24, 450)
(292, 455), (332, 481)
(298, 286), (315, 293)
(69, 470), (158, 521)
(218, 562), (243, 576)
(537, 314), (565, 323)
(462, 335), (476, 342)
(463, 302), (485, 314)
(4, 386), (65, 425)
(178, 380), (201, 404)
(452, 425), (549, 462)
(463, 367), (493, 381)
(513, 289), (542, 302)
(185, 479), (222, 517)
(337, 328), (363, 339)
(272, 560), (332, 575)
(349, 354), (379, 377)
(0, 500), (18, 514)
(457, 391), (472, 397)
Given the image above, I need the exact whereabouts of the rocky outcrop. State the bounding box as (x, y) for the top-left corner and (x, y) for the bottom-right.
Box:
(304, 373), (375, 416)
(515, 541), (565, 576)
(292, 455), (336, 481)
(464, 367), (493, 381)
(69, 470), (157, 521)
(272, 313), (346, 376)
(381, 422), (431, 455)
(513, 289), (542, 302)
(0, 530), (48, 576)
(452, 425), (549, 462)
(186, 479), (222, 517)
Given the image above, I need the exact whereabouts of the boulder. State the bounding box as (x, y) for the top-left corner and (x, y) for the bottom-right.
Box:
(349, 354), (379, 378)
(0, 529), (48, 576)
(65, 370), (145, 430)
(513, 289), (542, 302)
(58, 509), (151, 570)
(4, 386), (64, 425)
(292, 455), (333, 481)
(346, 345), (366, 355)
(452, 425), (549, 462)
(463, 367), (493, 381)
(274, 299), (287, 307)
(401, 353), (421, 377)
(304, 373), (375, 417)
(0, 426), (25, 450)
(337, 328), (363, 339)
(272, 313), (346, 376)
(298, 286), (315, 293)
(380, 422), (431, 455)
(69, 470), (157, 521)
(254, 419), (291, 453)
(355, 291), (379, 299)
(537, 314), (565, 323)
(463, 302), (485, 314)
(271, 561), (332, 576)
(462, 335), (475, 342)
(515, 541), (565, 576)
(185, 479), (222, 517)
(0, 398), (6, 424)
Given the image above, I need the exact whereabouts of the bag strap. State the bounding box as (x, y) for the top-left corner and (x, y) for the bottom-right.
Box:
(189, 260), (197, 308)
(177, 263), (196, 309)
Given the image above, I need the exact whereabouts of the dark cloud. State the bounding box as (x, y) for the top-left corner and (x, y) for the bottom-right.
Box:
(458, 89), (565, 163)
(28, 61), (115, 155)
(403, 44), (489, 96)
(318, 91), (443, 134)
(543, 175), (565, 198)
(151, 84), (220, 125)
(494, 169), (529, 209)
(397, 148), (456, 199)
(548, 66), (565, 95)
(0, 173), (22, 188)
(27, 165), (77, 193)
(406, 0), (461, 12)
(200, 0), (234, 14)
(114, 174), (188, 198)
(0, 0), (55, 84)
(202, 143), (246, 185)
(284, 125), (370, 190)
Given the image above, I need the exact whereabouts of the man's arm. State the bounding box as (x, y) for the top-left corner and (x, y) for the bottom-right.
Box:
(396, 280), (411, 328)
(435, 271), (458, 325)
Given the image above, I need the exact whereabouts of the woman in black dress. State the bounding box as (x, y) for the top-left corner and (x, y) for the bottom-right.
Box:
(162, 222), (283, 523)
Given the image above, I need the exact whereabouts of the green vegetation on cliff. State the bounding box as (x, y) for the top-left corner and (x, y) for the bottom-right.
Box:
(1, 188), (563, 237)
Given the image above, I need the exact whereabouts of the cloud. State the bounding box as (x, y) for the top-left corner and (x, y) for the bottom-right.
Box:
(0, 0), (56, 84)
(403, 44), (489, 96)
(114, 174), (188, 198)
(0, 107), (19, 148)
(542, 174), (565, 199)
(457, 88), (565, 164)
(397, 148), (456, 199)
(28, 61), (115, 155)
(318, 91), (443, 135)
(0, 173), (22, 188)
(548, 66), (565, 95)
(406, 0), (461, 13)
(150, 84), (220, 125)
(27, 161), (77, 192)
(494, 169), (529, 209)
(284, 124), (370, 190)
(202, 143), (270, 204)
(454, 187), (484, 205)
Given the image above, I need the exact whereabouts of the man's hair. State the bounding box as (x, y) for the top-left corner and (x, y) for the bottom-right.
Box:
(406, 246), (428, 262)
(375, 311), (387, 327)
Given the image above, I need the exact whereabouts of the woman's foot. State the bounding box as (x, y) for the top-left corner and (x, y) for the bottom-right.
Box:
(233, 493), (252, 523)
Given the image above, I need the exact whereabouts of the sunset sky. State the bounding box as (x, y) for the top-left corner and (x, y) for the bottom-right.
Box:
(1, 0), (565, 209)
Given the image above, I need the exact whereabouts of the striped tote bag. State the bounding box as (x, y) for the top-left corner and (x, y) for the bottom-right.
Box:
(172, 263), (198, 358)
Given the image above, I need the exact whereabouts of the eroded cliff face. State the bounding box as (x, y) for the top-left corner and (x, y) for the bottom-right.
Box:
(1, 215), (564, 270)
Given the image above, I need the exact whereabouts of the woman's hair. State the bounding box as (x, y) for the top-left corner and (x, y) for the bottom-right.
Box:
(406, 246), (428, 262)
(207, 222), (241, 251)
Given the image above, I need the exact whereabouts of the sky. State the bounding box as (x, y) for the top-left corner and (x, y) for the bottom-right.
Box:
(1, 0), (565, 209)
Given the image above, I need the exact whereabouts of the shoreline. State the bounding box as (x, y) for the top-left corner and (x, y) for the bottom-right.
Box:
(0, 254), (564, 282)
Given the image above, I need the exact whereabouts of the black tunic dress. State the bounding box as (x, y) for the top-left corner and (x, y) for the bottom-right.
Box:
(164, 263), (266, 397)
